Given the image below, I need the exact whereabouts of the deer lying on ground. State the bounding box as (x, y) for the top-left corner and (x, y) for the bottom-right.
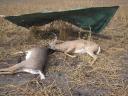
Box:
(49, 33), (101, 65)
(0, 47), (54, 80)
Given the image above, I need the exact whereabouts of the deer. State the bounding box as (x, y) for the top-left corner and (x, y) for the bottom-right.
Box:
(0, 47), (54, 80)
(49, 33), (101, 65)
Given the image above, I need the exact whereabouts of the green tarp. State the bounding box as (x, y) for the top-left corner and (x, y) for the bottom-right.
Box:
(4, 6), (119, 33)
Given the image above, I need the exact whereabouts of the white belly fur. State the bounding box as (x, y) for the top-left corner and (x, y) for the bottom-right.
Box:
(74, 48), (87, 54)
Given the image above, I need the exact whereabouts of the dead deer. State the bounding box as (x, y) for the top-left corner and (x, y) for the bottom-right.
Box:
(49, 33), (100, 65)
(0, 47), (53, 80)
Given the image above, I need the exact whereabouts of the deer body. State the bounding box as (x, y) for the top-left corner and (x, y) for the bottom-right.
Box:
(49, 39), (100, 64)
(0, 47), (50, 80)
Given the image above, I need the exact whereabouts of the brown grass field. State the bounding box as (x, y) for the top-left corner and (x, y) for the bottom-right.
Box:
(0, 0), (128, 96)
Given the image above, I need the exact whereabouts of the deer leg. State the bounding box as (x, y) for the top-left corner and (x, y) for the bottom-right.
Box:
(86, 51), (97, 65)
(90, 56), (97, 65)
(38, 70), (45, 80)
(64, 53), (76, 58)
(22, 69), (45, 80)
(0, 67), (17, 75)
(13, 51), (24, 55)
(64, 48), (76, 58)
(0, 71), (15, 75)
(0, 64), (21, 75)
(0, 67), (15, 72)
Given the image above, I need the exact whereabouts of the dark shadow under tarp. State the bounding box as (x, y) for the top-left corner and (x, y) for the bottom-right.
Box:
(4, 6), (119, 33)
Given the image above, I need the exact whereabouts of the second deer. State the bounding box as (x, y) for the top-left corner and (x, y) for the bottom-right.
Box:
(49, 33), (101, 65)
(0, 47), (54, 80)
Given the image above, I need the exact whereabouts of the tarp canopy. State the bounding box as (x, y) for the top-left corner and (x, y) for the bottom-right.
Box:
(3, 6), (119, 33)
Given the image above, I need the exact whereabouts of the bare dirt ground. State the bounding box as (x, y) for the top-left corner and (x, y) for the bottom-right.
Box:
(0, 0), (128, 96)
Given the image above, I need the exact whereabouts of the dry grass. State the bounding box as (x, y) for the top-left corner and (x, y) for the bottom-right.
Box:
(0, 20), (127, 96)
(0, 0), (128, 96)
